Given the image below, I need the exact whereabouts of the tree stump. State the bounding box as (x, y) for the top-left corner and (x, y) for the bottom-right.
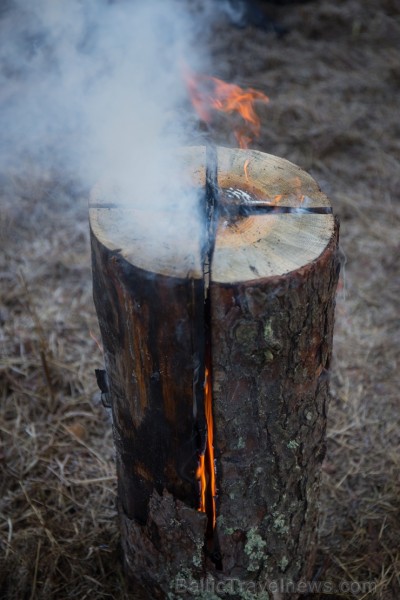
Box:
(90, 146), (340, 599)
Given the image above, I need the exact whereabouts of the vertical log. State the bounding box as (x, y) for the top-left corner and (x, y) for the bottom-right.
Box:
(206, 148), (340, 589)
(90, 146), (340, 599)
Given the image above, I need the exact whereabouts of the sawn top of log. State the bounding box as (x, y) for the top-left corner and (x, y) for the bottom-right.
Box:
(89, 146), (335, 283)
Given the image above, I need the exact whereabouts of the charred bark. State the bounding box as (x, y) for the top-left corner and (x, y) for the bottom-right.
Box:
(91, 238), (206, 524)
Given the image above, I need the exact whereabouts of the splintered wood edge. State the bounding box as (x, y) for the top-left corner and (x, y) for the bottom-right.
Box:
(89, 146), (334, 282)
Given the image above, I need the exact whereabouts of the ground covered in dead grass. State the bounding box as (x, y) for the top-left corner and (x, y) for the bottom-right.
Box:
(1, 0), (399, 598)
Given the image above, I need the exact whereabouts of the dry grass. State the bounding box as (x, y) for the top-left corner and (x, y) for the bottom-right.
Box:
(0, 178), (127, 598)
(1, 0), (399, 598)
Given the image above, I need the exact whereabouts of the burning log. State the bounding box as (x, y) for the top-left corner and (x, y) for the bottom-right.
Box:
(90, 146), (339, 599)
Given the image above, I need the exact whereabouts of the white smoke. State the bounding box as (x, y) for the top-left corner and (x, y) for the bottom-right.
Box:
(0, 0), (225, 275)
(0, 0), (213, 209)
(218, 0), (247, 28)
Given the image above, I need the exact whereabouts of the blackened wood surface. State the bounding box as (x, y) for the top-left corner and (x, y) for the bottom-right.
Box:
(91, 234), (206, 524)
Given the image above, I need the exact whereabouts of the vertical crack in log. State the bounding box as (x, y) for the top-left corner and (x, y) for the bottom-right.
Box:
(195, 142), (222, 569)
(204, 142), (218, 290)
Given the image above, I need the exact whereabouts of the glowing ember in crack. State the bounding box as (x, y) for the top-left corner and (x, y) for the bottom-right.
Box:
(196, 365), (217, 529)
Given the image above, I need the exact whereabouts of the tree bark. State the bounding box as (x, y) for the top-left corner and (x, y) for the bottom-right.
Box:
(210, 225), (339, 585)
(90, 146), (340, 599)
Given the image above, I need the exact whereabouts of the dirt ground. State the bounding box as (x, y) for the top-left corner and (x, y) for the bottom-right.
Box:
(1, 0), (399, 598)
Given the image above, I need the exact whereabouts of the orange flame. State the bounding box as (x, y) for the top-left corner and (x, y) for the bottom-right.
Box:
(272, 194), (283, 205)
(196, 365), (217, 529)
(244, 158), (250, 181)
(293, 176), (305, 203)
(184, 69), (269, 149)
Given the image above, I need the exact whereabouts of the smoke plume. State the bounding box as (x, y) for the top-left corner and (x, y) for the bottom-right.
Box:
(0, 0), (215, 217)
